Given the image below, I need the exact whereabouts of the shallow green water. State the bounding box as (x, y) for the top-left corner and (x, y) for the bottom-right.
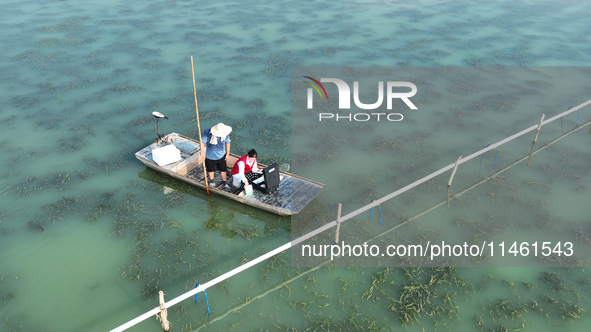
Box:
(1, 0), (591, 331)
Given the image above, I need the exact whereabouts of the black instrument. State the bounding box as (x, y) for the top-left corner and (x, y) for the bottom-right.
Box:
(252, 163), (280, 194)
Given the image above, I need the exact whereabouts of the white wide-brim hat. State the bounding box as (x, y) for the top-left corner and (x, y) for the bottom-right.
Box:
(210, 123), (232, 136)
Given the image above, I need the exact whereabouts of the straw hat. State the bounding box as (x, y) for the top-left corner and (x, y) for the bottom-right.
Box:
(210, 123), (232, 136)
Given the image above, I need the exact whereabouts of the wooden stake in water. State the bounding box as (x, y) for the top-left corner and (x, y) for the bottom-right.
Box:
(158, 291), (170, 331)
(528, 114), (545, 166)
(191, 56), (210, 196)
(526, 141), (536, 167)
(448, 155), (462, 188)
(334, 203), (342, 244)
(533, 114), (545, 144)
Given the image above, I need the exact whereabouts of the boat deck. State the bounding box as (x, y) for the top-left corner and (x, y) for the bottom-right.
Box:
(186, 165), (324, 213)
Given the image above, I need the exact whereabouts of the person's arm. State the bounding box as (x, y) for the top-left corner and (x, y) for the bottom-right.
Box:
(200, 142), (206, 158)
(225, 142), (230, 161)
(238, 161), (248, 185)
(253, 160), (261, 173)
(200, 133), (208, 157)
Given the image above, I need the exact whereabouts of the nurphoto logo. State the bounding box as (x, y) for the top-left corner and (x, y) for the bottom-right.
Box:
(303, 76), (418, 122)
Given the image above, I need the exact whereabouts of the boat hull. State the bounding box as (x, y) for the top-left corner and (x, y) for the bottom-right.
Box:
(135, 133), (325, 216)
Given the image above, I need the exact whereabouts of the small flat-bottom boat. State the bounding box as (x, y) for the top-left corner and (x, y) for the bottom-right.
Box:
(135, 133), (325, 216)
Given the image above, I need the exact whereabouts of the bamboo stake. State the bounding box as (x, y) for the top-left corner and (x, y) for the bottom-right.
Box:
(533, 114), (545, 144)
(447, 155), (462, 187)
(158, 291), (170, 331)
(528, 114), (545, 167)
(191, 56), (209, 196)
(334, 203), (342, 244)
(526, 141), (536, 167)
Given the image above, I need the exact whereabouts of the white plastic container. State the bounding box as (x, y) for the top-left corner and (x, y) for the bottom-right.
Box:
(152, 144), (181, 166)
(244, 184), (253, 195)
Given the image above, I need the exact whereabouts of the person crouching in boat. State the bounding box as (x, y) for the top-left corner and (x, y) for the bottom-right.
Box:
(230, 149), (262, 188)
(200, 123), (232, 189)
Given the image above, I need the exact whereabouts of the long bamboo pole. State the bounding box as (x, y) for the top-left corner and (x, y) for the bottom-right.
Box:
(191, 56), (209, 196)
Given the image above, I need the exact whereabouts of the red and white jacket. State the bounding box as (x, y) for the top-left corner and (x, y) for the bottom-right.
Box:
(231, 155), (257, 183)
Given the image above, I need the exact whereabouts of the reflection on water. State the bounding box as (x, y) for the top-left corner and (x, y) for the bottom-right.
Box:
(1, 0), (591, 331)
(137, 168), (295, 237)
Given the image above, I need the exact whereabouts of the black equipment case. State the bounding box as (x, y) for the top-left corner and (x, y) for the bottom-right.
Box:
(252, 163), (280, 194)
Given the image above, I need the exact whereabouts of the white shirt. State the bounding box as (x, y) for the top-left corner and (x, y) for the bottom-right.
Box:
(233, 157), (258, 183)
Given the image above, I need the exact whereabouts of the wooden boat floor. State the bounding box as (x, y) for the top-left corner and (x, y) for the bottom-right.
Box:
(186, 165), (323, 214)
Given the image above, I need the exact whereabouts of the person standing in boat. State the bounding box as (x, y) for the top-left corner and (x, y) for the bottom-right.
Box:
(200, 123), (232, 188)
(231, 149), (262, 188)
